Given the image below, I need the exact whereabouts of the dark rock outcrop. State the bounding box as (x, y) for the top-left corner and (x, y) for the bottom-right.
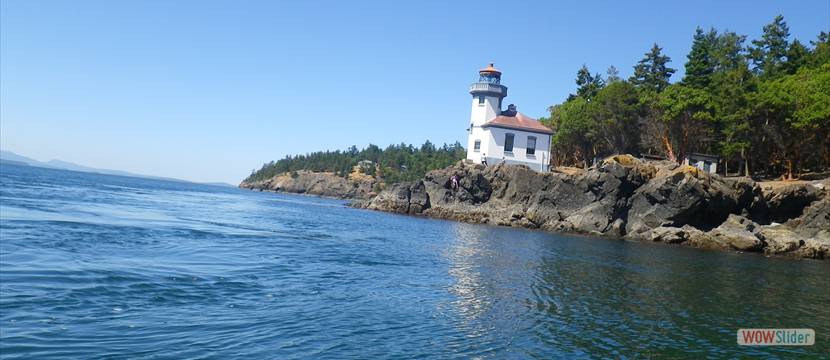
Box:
(761, 183), (823, 223)
(625, 169), (756, 235)
(356, 156), (829, 260)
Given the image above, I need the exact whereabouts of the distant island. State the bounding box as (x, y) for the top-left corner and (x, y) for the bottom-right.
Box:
(0, 150), (235, 187)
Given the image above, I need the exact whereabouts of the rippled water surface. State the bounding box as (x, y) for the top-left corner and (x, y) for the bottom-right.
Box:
(1, 164), (828, 359)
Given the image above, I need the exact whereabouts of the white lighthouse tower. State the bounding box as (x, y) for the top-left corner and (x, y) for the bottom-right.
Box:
(466, 63), (507, 164)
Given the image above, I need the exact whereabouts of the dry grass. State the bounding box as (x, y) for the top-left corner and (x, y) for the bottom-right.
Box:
(758, 179), (812, 189)
(553, 166), (585, 176)
(674, 165), (704, 176)
(349, 171), (374, 182)
(604, 154), (638, 167)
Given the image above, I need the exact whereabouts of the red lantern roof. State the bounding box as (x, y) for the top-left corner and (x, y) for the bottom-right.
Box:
(479, 63), (501, 75)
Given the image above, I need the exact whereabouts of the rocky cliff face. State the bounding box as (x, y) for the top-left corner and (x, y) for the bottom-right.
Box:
(354, 156), (830, 259)
(240, 171), (376, 200)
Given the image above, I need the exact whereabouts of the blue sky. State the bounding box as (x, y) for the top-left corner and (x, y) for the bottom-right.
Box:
(2, 1), (828, 183)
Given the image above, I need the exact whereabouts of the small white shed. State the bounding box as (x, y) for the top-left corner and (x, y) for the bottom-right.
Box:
(684, 153), (720, 174)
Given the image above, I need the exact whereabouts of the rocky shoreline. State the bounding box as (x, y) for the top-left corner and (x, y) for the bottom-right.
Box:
(239, 170), (376, 200)
(352, 156), (830, 260)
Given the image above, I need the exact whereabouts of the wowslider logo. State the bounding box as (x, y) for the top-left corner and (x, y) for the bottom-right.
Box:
(737, 329), (815, 346)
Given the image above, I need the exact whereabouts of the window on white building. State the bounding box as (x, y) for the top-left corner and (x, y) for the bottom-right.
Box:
(478, 96), (485, 106)
(526, 136), (536, 155)
(474, 140), (481, 152)
(504, 133), (514, 153)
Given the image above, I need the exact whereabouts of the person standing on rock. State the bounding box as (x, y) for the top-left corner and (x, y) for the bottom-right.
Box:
(450, 175), (459, 191)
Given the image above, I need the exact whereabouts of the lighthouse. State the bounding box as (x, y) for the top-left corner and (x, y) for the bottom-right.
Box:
(469, 63), (507, 129)
(466, 64), (507, 165)
(465, 63), (554, 172)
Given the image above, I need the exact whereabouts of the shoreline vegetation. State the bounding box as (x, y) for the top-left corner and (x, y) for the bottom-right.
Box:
(242, 16), (829, 259)
(243, 142), (466, 187)
(240, 142), (466, 199)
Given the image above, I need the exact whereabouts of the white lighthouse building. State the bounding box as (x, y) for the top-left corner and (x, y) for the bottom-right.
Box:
(466, 64), (553, 172)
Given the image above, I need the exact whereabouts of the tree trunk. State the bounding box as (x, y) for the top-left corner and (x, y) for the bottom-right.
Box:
(679, 116), (690, 165)
(795, 144), (801, 179)
(786, 159), (793, 180)
(824, 131), (830, 170)
(662, 135), (676, 163)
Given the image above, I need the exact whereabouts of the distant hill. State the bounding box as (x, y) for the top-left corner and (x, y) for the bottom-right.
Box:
(1, 149), (155, 178)
(0, 150), (231, 187)
(0, 159), (30, 167)
(0, 151), (39, 165)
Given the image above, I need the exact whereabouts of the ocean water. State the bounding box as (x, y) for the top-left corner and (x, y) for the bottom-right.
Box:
(0, 163), (828, 359)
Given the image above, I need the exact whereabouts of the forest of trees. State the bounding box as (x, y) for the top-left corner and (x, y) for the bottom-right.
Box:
(245, 141), (466, 184)
(540, 15), (829, 179)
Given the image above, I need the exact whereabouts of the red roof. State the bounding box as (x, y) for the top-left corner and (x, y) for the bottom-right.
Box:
(479, 63), (501, 75)
(482, 112), (553, 134)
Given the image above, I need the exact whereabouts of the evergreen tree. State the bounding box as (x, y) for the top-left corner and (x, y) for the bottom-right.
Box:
(782, 39), (808, 74)
(593, 81), (640, 154)
(630, 43), (676, 92)
(749, 15), (790, 76)
(807, 31), (830, 68)
(606, 65), (621, 83)
(548, 97), (597, 167)
(712, 63), (755, 176)
(575, 65), (605, 99)
(711, 31), (747, 72)
(657, 84), (716, 161)
(683, 27), (718, 88)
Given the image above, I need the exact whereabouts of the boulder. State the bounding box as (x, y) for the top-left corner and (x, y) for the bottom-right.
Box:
(643, 225), (703, 244)
(366, 183), (413, 214)
(794, 235), (830, 259)
(563, 202), (615, 234)
(690, 215), (765, 251)
(407, 181), (430, 214)
(759, 226), (804, 255)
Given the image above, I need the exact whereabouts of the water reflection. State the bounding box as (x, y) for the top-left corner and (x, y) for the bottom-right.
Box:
(444, 222), (830, 358)
(445, 223), (491, 321)
(444, 223), (550, 356)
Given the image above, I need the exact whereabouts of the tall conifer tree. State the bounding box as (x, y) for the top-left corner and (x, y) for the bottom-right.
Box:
(630, 43), (676, 92)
